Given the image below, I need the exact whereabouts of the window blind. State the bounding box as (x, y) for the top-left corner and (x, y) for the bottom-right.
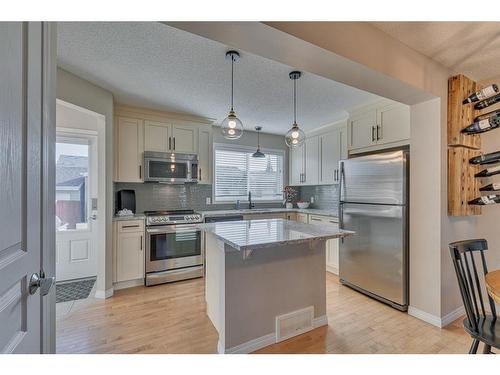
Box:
(214, 144), (284, 202)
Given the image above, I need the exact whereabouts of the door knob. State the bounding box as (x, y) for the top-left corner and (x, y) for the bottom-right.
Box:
(29, 271), (55, 296)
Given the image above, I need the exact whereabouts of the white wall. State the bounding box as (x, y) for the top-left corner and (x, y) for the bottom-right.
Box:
(56, 68), (115, 296)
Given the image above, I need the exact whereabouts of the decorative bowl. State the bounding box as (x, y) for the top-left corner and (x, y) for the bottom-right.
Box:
(297, 202), (310, 209)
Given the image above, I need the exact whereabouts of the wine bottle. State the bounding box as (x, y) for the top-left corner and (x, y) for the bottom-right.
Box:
(468, 194), (500, 205)
(474, 92), (500, 110)
(463, 84), (498, 104)
(474, 108), (500, 122)
(461, 112), (500, 134)
(469, 150), (500, 165)
(475, 164), (500, 177)
(479, 183), (500, 192)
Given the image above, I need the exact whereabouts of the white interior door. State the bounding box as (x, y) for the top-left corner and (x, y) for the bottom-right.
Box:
(55, 134), (98, 282)
(0, 22), (52, 354)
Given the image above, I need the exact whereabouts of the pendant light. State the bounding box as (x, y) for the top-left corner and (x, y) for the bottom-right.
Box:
(252, 126), (265, 158)
(285, 71), (306, 148)
(221, 50), (244, 140)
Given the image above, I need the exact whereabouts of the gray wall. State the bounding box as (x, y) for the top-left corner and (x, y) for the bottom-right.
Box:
(57, 67), (114, 295)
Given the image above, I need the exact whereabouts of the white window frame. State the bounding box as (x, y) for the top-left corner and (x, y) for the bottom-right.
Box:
(212, 142), (285, 203)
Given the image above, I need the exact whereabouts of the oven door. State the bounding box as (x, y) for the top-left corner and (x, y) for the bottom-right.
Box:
(144, 157), (190, 183)
(146, 224), (203, 272)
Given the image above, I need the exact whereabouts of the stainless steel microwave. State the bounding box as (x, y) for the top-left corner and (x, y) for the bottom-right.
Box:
(144, 151), (198, 183)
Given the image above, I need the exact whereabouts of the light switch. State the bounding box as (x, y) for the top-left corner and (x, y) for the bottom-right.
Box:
(206, 197), (211, 205)
(310, 196), (315, 204)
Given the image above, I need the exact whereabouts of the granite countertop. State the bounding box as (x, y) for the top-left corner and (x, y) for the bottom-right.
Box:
(198, 218), (353, 251)
(112, 214), (146, 221)
(199, 207), (338, 219)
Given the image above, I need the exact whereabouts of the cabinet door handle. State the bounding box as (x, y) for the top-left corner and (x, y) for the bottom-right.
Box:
(372, 126), (375, 142)
(139, 165), (142, 179)
(169, 136), (172, 150)
(173, 137), (176, 150)
(376, 125), (381, 140)
(311, 218), (321, 222)
(199, 168), (202, 180)
(122, 224), (140, 229)
(140, 235), (143, 251)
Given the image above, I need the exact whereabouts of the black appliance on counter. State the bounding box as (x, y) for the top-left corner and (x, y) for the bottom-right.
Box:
(115, 189), (136, 214)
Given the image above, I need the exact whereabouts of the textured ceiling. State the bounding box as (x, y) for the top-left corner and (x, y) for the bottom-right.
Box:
(57, 22), (379, 135)
(372, 22), (500, 81)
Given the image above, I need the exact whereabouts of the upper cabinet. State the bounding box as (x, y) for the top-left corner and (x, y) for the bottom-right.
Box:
(114, 105), (213, 183)
(115, 116), (144, 183)
(144, 121), (197, 154)
(348, 100), (410, 154)
(289, 122), (347, 186)
(197, 126), (213, 184)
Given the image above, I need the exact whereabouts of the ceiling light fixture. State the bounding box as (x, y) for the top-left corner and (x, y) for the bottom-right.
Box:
(252, 126), (265, 158)
(221, 50), (244, 140)
(285, 71), (306, 148)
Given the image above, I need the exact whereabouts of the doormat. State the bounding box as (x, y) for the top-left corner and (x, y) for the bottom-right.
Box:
(56, 277), (96, 303)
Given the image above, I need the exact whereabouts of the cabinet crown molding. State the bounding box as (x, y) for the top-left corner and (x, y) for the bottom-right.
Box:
(114, 104), (215, 125)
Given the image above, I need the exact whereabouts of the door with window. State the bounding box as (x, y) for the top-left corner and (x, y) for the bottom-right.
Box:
(55, 133), (98, 281)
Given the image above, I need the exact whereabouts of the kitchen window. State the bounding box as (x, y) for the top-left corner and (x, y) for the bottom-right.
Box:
(213, 143), (284, 202)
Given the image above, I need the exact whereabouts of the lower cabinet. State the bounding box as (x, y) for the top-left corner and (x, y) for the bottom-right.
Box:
(296, 213), (309, 224)
(285, 212), (297, 221)
(309, 215), (339, 275)
(113, 220), (145, 285)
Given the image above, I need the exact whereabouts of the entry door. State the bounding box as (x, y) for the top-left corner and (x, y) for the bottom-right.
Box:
(0, 22), (52, 353)
(55, 134), (98, 281)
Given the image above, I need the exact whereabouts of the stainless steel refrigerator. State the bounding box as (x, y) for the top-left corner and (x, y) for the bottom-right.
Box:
(338, 149), (409, 311)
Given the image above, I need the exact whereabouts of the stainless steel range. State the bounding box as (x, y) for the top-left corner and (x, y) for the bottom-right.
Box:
(145, 209), (204, 286)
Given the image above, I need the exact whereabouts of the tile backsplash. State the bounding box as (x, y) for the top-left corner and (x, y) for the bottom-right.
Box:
(296, 185), (339, 212)
(114, 183), (284, 213)
(114, 182), (339, 214)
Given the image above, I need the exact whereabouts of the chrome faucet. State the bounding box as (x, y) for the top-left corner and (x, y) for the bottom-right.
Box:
(248, 191), (254, 209)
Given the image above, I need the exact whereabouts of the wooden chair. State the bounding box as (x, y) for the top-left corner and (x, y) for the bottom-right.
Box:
(449, 239), (499, 354)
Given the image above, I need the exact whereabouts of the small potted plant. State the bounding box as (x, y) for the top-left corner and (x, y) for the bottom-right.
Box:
(283, 186), (298, 209)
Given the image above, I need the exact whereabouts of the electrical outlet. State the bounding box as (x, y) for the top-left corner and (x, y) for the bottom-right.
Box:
(310, 196), (315, 204)
(206, 197), (211, 205)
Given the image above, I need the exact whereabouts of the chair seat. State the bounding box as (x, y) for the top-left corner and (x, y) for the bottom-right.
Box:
(463, 316), (500, 348)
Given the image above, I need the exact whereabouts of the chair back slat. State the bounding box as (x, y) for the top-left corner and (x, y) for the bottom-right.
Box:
(469, 252), (486, 316)
(449, 239), (497, 333)
(463, 252), (480, 318)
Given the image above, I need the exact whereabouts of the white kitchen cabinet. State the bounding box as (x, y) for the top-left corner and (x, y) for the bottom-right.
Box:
(348, 101), (410, 154)
(349, 109), (377, 150)
(144, 121), (198, 154)
(319, 128), (346, 185)
(309, 215), (339, 275)
(285, 212), (297, 221)
(304, 136), (319, 185)
(376, 103), (410, 146)
(296, 213), (308, 224)
(144, 120), (170, 152)
(115, 116), (144, 182)
(289, 142), (305, 185)
(113, 220), (145, 284)
(172, 123), (197, 153)
(197, 126), (212, 184)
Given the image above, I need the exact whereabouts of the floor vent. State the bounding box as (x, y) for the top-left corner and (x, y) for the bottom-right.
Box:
(275, 306), (314, 342)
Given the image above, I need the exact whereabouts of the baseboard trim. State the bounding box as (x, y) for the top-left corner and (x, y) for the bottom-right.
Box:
(326, 265), (338, 275)
(441, 306), (466, 327)
(408, 305), (465, 328)
(218, 315), (328, 354)
(94, 287), (114, 299)
(113, 278), (144, 291)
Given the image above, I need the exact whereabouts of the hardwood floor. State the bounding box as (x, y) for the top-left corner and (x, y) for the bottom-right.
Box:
(56, 273), (473, 354)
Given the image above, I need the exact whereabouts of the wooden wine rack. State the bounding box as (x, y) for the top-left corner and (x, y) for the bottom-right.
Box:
(448, 74), (483, 216)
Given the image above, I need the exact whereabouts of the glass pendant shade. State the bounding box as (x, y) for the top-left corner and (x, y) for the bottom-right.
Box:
(286, 71), (305, 148)
(221, 110), (243, 140)
(285, 123), (306, 148)
(222, 50), (244, 140)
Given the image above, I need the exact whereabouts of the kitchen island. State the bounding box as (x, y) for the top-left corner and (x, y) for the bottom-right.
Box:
(199, 218), (353, 354)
